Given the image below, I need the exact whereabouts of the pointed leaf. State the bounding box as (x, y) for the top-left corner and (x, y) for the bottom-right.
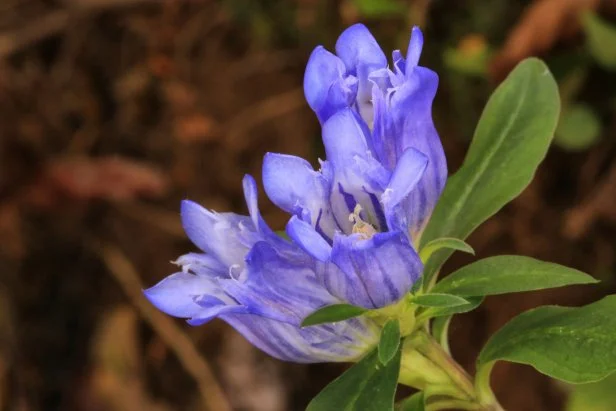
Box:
(419, 237), (474, 263)
(302, 304), (368, 327)
(307, 348), (401, 411)
(420, 58), (560, 290)
(379, 319), (401, 365)
(411, 293), (470, 308)
(478, 295), (616, 383)
(432, 256), (598, 297)
(419, 296), (484, 320)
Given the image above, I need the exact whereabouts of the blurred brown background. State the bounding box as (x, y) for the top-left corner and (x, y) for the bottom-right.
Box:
(1, 0), (616, 410)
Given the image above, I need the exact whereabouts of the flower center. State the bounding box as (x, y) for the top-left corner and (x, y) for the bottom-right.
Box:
(349, 204), (377, 240)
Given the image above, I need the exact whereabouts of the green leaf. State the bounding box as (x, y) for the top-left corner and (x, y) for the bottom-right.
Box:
(396, 392), (425, 411)
(419, 237), (474, 263)
(478, 295), (616, 384)
(566, 371), (616, 411)
(302, 304), (368, 327)
(432, 256), (598, 297)
(583, 11), (616, 70)
(411, 293), (470, 308)
(307, 349), (401, 411)
(419, 296), (484, 319)
(379, 319), (401, 365)
(351, 0), (405, 17)
(420, 58), (560, 290)
(555, 104), (601, 151)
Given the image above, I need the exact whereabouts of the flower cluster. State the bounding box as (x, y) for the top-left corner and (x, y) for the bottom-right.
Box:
(144, 24), (446, 363)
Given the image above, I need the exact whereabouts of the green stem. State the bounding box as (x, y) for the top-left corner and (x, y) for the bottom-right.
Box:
(399, 332), (506, 411)
(398, 345), (453, 392)
(426, 399), (482, 411)
(414, 332), (476, 401)
(475, 362), (505, 411)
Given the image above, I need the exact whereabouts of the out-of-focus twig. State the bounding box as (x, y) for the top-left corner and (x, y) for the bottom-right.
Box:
(0, 9), (68, 57)
(94, 240), (232, 411)
(225, 88), (306, 151)
(0, 287), (15, 411)
(489, 0), (600, 81)
(0, 0), (159, 58)
(115, 202), (185, 238)
(564, 161), (616, 239)
(90, 306), (171, 411)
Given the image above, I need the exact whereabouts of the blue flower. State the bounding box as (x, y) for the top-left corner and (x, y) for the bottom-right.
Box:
(301, 24), (447, 241)
(145, 175), (379, 362)
(144, 24), (446, 363)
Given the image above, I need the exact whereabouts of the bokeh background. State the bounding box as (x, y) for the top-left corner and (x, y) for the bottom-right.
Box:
(1, 0), (616, 410)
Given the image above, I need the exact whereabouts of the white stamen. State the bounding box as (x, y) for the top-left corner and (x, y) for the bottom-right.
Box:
(349, 204), (377, 240)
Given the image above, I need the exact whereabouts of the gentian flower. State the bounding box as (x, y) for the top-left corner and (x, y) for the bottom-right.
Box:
(145, 175), (379, 362)
(144, 24), (446, 363)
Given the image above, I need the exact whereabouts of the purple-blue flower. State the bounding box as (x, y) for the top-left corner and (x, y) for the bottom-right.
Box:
(144, 24), (446, 363)
(145, 175), (379, 362)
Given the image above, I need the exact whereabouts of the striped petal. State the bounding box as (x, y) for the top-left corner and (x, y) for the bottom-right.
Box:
(222, 313), (378, 363)
(180, 200), (259, 269)
(390, 67), (446, 240)
(224, 242), (339, 325)
(322, 109), (390, 233)
(328, 231), (423, 308)
(381, 148), (429, 234)
(143, 272), (241, 321)
(286, 216), (332, 262)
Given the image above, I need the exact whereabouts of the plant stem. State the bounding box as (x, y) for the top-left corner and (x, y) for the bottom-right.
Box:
(414, 332), (476, 400)
(400, 331), (506, 411)
(425, 399), (482, 411)
(475, 362), (505, 411)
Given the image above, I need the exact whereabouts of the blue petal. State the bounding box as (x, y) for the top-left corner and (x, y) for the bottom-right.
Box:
(391, 68), (440, 153)
(143, 272), (230, 318)
(382, 148), (428, 231)
(335, 24), (386, 76)
(322, 109), (371, 169)
(329, 231), (423, 308)
(322, 109), (389, 232)
(180, 200), (258, 268)
(390, 67), (447, 239)
(242, 174), (264, 232)
(392, 50), (405, 77)
(262, 153), (338, 238)
(187, 296), (248, 326)
(371, 85), (397, 168)
(243, 173), (303, 258)
(174, 252), (227, 277)
(285, 216), (332, 261)
(317, 256), (375, 309)
(304, 46), (358, 123)
(405, 26), (424, 72)
(335, 24), (387, 124)
(224, 242), (339, 325)
(242, 174), (282, 240)
(222, 313), (378, 363)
